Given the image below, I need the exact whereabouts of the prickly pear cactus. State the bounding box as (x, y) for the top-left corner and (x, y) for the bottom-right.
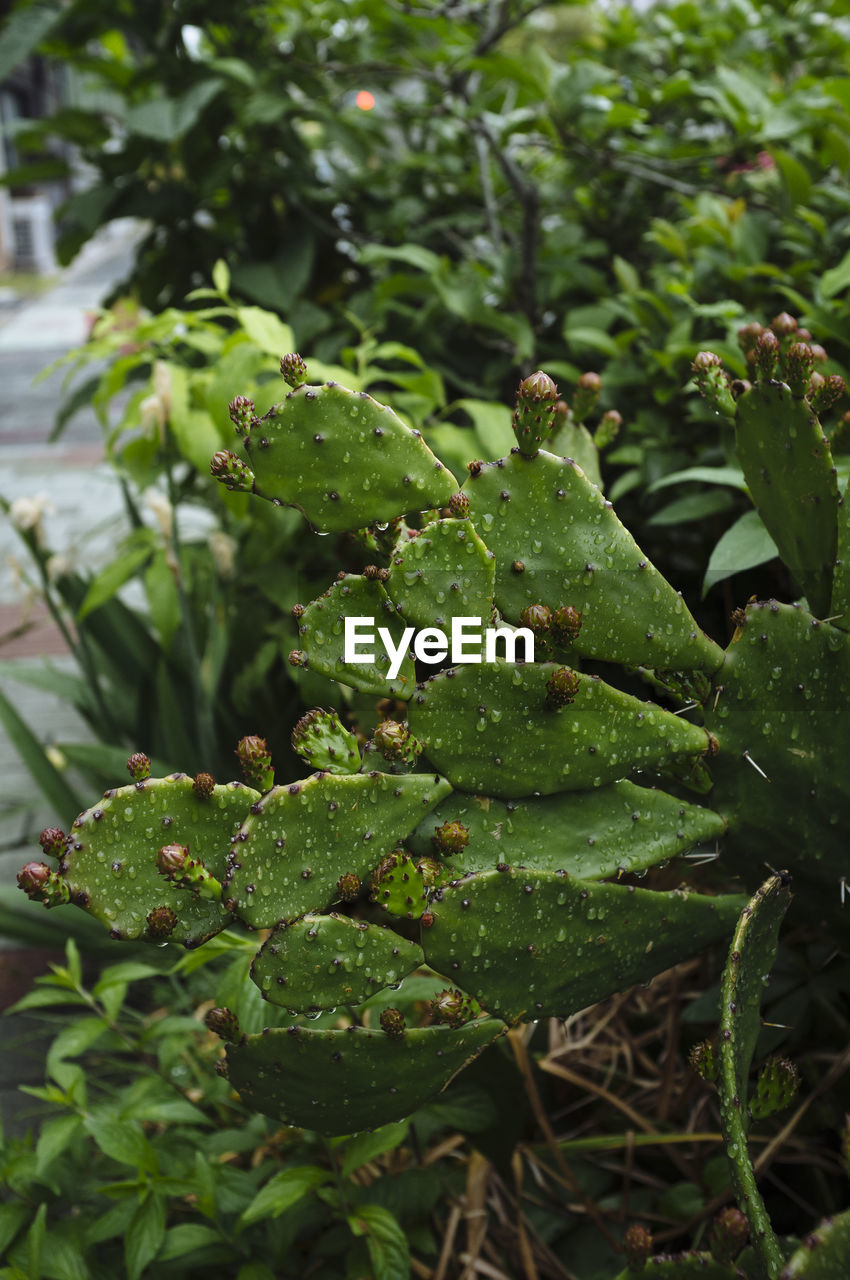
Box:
(19, 339), (849, 1139)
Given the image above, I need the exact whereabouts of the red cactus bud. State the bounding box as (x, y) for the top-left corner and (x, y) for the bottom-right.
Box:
(126, 752), (151, 782)
(737, 322), (765, 357)
(205, 1006), (242, 1042)
(280, 352), (308, 388)
(449, 491), (469, 518)
(623, 1223), (653, 1271)
(291, 602), (305, 620)
(513, 371), (560, 456)
(518, 603), (552, 635)
(17, 861), (52, 898)
(545, 667), (580, 708)
(157, 843), (189, 878)
(595, 409), (622, 450)
(210, 450), (254, 492)
(550, 605), (582, 646)
(379, 1007), (406, 1039)
(467, 459), (484, 477)
(810, 343), (828, 363)
(289, 649), (307, 668)
(771, 311), (798, 337)
(146, 905), (178, 939)
(433, 819), (469, 856)
(810, 374), (845, 416)
(709, 1207), (749, 1264)
(372, 719), (418, 762)
(431, 987), (474, 1028)
(336, 872), (362, 903)
(363, 564), (381, 580)
(236, 735), (274, 791)
(572, 371), (602, 424)
(754, 330), (780, 382)
(692, 352), (735, 417)
(193, 772), (215, 799)
(228, 395), (255, 434)
(39, 827), (66, 859)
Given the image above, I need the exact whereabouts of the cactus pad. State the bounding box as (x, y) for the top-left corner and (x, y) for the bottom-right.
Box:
(734, 382), (838, 617)
(242, 381), (456, 532)
(224, 1016), (506, 1135)
(223, 771), (452, 928)
(407, 782), (726, 878)
(408, 661), (712, 798)
(779, 1209), (850, 1278)
(250, 914), (423, 1012)
(294, 575), (416, 698)
(61, 777), (257, 945)
(422, 866), (744, 1021)
(464, 450), (723, 672)
(386, 518), (495, 629)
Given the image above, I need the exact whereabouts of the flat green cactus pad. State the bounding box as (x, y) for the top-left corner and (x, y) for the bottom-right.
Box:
(707, 600), (850, 900)
(371, 852), (430, 919)
(224, 1016), (506, 1135)
(422, 867), (743, 1021)
(61, 777), (257, 945)
(407, 781), (726, 878)
(291, 707), (361, 774)
(735, 383), (838, 618)
(463, 450), (723, 672)
(223, 771), (452, 928)
(830, 475), (850, 629)
(780, 1208), (850, 1277)
(295, 575), (416, 698)
(387, 518), (495, 630)
(408, 661), (711, 798)
(244, 381), (456, 532)
(250, 914), (423, 1012)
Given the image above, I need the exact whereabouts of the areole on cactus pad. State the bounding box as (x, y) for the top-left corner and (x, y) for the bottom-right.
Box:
(18, 329), (850, 1145)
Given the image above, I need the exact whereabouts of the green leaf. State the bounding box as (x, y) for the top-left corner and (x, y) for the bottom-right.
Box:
(648, 465), (748, 494)
(820, 248), (850, 300)
(703, 509), (779, 596)
(125, 79), (223, 142)
(77, 534), (155, 620)
(83, 1117), (157, 1172)
(27, 1203), (47, 1280)
(0, 685), (82, 821)
(347, 1204), (410, 1280)
(0, 1204), (29, 1258)
(36, 1115), (81, 1176)
(0, 2), (65, 81)
(647, 489), (734, 526)
(158, 1224), (223, 1262)
(212, 259), (230, 296)
(235, 306), (295, 358)
(125, 1195), (166, 1280)
(340, 1122), (409, 1178)
(239, 1166), (331, 1227)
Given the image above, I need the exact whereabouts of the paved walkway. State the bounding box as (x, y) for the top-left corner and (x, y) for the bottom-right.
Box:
(0, 220), (145, 922)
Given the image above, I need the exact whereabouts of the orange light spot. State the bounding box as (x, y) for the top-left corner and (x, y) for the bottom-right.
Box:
(355, 90), (376, 111)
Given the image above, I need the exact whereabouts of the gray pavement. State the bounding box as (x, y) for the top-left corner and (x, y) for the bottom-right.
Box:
(0, 220), (146, 925)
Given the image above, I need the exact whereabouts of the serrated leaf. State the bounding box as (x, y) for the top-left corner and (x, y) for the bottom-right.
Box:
(348, 1204), (410, 1280)
(239, 1166), (330, 1227)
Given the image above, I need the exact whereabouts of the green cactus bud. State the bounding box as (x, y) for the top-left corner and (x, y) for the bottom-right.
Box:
(692, 352), (736, 418)
(156, 844), (222, 901)
(518, 603), (552, 636)
(550, 605), (582, 647)
(371, 719), (422, 765)
(545, 666), (580, 709)
(193, 772), (215, 800)
(737, 321), (766, 358)
(572, 371), (602, 425)
(291, 708), (361, 774)
(416, 856), (444, 887)
(786, 343), (816, 397)
(228, 395), (255, 434)
(39, 826), (67, 859)
(750, 1055), (799, 1120)
(433, 819), (469, 856)
(205, 1007), (242, 1043)
(336, 872), (362, 902)
(430, 988), (475, 1028)
(379, 1007), (406, 1039)
(145, 905), (178, 939)
(363, 564), (381, 580)
(709, 1207), (749, 1264)
(280, 352), (308, 388)
(17, 861), (70, 907)
(809, 373), (845, 417)
(235, 735), (274, 791)
(771, 311), (798, 338)
(689, 1039), (717, 1082)
(126, 752), (151, 782)
(210, 450), (255, 493)
(754, 330), (780, 382)
(594, 408), (622, 450)
(449, 490), (470, 519)
(512, 370), (560, 456)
